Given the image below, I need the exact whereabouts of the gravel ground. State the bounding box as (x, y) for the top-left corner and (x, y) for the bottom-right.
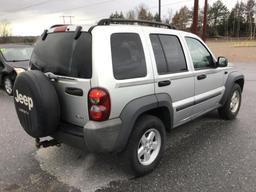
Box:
(207, 40), (256, 63)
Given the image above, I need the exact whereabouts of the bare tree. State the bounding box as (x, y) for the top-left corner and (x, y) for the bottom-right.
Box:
(254, 6), (256, 38)
(137, 5), (149, 20)
(246, 0), (256, 39)
(109, 11), (125, 19)
(208, 0), (229, 36)
(172, 6), (192, 30)
(0, 20), (11, 37)
(126, 10), (136, 20)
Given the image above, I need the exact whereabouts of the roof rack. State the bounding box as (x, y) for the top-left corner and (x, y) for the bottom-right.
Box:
(98, 18), (176, 29)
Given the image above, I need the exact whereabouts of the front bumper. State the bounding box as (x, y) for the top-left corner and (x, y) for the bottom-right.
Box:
(52, 118), (122, 153)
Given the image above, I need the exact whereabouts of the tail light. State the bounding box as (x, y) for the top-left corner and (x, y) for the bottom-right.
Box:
(88, 88), (111, 121)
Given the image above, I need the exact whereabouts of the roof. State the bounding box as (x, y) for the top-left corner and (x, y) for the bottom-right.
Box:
(49, 24), (180, 33)
(97, 18), (175, 29)
(48, 19), (175, 33)
(47, 19), (197, 39)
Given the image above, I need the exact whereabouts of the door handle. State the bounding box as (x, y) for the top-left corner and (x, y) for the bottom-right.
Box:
(197, 74), (207, 80)
(158, 80), (171, 87)
(65, 87), (83, 96)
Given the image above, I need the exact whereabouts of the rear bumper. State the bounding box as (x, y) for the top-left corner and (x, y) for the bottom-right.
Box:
(52, 118), (122, 153)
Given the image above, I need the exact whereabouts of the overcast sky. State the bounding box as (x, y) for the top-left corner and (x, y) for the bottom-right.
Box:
(0, 0), (243, 36)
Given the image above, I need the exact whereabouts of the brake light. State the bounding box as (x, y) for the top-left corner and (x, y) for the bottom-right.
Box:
(88, 88), (111, 121)
(54, 26), (67, 32)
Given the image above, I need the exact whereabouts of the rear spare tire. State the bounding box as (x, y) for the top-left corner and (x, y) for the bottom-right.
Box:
(13, 70), (60, 138)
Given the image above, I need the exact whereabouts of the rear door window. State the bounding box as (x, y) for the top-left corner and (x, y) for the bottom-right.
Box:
(150, 34), (187, 74)
(111, 33), (147, 80)
(30, 32), (92, 78)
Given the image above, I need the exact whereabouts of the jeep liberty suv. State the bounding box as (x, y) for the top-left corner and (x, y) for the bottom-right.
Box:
(13, 19), (244, 176)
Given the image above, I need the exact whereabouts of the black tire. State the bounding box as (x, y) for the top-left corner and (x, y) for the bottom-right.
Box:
(124, 115), (166, 177)
(3, 76), (13, 96)
(13, 70), (60, 138)
(218, 83), (242, 120)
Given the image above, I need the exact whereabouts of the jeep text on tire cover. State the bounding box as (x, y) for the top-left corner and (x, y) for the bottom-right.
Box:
(14, 90), (33, 111)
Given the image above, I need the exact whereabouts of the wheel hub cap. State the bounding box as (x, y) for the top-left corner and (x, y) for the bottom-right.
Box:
(4, 79), (12, 94)
(137, 128), (161, 166)
(230, 90), (240, 113)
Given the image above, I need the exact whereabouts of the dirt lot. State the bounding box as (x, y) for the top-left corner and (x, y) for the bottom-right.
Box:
(207, 40), (256, 63)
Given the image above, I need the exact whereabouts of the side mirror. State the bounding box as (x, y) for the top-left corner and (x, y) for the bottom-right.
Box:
(217, 56), (228, 67)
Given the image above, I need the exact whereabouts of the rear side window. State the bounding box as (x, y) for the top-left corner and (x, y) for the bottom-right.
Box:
(150, 34), (187, 74)
(111, 33), (147, 80)
(150, 35), (167, 74)
(30, 32), (92, 78)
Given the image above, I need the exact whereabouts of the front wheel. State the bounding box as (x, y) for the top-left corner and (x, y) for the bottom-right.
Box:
(124, 115), (166, 176)
(218, 84), (242, 120)
(3, 76), (14, 96)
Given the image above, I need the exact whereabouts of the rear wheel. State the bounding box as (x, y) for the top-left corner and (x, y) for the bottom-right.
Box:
(124, 115), (166, 176)
(3, 76), (13, 96)
(218, 84), (242, 120)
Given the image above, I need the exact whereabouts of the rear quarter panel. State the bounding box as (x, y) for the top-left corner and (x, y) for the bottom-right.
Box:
(91, 26), (155, 119)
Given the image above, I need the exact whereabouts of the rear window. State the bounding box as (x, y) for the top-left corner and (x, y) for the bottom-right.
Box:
(30, 32), (92, 78)
(1, 47), (33, 62)
(111, 33), (147, 80)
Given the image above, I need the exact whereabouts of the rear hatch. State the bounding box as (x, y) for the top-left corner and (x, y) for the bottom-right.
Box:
(30, 27), (92, 127)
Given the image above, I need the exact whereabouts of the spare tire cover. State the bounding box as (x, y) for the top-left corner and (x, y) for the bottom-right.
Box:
(13, 70), (60, 138)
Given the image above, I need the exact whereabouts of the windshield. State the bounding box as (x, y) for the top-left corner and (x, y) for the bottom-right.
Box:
(30, 32), (92, 78)
(0, 47), (33, 62)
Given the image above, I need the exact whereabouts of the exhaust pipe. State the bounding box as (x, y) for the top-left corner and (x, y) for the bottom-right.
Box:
(35, 138), (61, 148)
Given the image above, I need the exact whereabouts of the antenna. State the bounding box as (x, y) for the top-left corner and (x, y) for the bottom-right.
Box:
(60, 16), (75, 24)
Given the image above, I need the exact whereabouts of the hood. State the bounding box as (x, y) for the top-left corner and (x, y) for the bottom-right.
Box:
(5, 60), (30, 70)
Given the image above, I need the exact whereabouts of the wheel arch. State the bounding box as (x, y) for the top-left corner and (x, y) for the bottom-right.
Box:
(235, 78), (244, 91)
(114, 93), (173, 152)
(1, 71), (16, 82)
(220, 71), (244, 105)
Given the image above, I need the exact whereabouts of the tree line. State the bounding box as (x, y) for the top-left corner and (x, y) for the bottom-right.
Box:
(0, 0), (255, 40)
(0, 20), (36, 44)
(110, 0), (256, 39)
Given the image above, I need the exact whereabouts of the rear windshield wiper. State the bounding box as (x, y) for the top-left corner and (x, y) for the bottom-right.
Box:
(7, 59), (29, 62)
(45, 72), (77, 81)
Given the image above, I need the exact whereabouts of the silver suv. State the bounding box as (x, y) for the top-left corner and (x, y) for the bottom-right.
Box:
(13, 19), (244, 176)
